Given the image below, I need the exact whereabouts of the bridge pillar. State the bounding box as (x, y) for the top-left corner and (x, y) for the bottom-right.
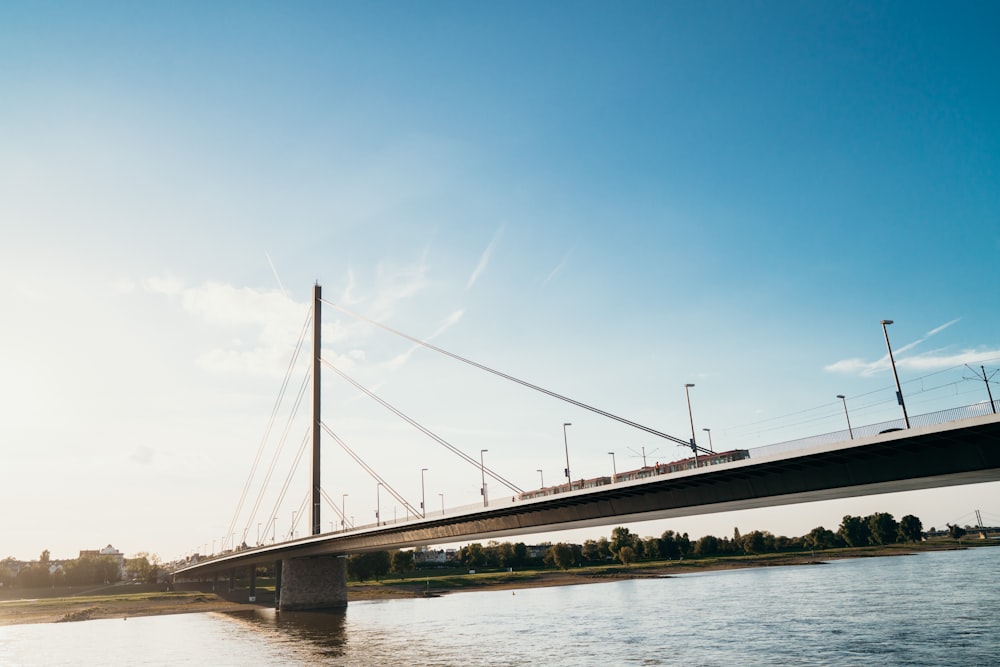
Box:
(274, 560), (282, 609)
(248, 566), (256, 603)
(278, 556), (347, 611)
(228, 568), (235, 592)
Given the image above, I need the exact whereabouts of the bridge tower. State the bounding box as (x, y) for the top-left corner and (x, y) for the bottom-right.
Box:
(312, 283), (322, 536)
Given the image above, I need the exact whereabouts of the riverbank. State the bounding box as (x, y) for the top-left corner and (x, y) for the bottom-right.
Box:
(1, 541), (993, 627)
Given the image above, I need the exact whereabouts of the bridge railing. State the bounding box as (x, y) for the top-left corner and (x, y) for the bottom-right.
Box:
(749, 400), (999, 461)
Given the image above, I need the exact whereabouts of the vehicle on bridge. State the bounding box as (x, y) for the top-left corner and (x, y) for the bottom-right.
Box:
(518, 449), (751, 500)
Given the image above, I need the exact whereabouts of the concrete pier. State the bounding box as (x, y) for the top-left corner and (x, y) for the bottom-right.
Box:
(277, 556), (347, 611)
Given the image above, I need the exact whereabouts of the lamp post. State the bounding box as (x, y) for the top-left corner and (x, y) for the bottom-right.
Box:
(376, 482), (382, 525)
(608, 451), (617, 481)
(684, 383), (699, 467)
(439, 493), (445, 516)
(341, 494), (348, 531)
(837, 394), (854, 439)
(480, 449), (489, 507)
(536, 469), (544, 488)
(272, 517), (276, 543)
(257, 523), (262, 545)
(562, 423), (572, 489)
(702, 428), (714, 453)
(421, 468), (428, 518)
(291, 511), (296, 540)
(881, 320), (910, 428)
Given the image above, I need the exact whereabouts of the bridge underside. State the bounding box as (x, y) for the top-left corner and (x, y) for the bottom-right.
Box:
(175, 414), (1000, 608)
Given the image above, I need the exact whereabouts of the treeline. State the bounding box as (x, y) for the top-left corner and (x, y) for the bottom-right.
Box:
(343, 510), (930, 580)
(0, 552), (161, 589)
(551, 512), (927, 569)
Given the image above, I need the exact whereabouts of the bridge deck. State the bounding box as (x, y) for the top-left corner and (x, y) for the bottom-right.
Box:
(175, 412), (1000, 577)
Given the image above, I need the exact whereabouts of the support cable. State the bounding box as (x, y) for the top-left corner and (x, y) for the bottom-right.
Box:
(321, 357), (523, 493)
(321, 298), (694, 448)
(224, 308), (312, 550)
(240, 368), (313, 546)
(286, 490), (310, 541)
(320, 421), (423, 518)
(320, 488), (346, 526)
(263, 428), (311, 543)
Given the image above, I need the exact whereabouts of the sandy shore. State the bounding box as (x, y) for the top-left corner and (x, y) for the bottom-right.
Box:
(1, 542), (989, 627)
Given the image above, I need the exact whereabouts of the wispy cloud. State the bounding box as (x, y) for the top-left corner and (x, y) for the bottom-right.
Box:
(466, 225), (504, 290)
(542, 248), (573, 285)
(385, 309), (465, 371)
(823, 318), (1000, 376)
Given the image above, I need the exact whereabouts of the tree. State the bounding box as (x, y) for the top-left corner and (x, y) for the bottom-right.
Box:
(898, 515), (923, 543)
(617, 546), (635, 566)
(582, 539), (601, 562)
(694, 535), (721, 557)
(804, 526), (839, 550)
(947, 523), (967, 539)
(740, 530), (770, 555)
(459, 543), (487, 569)
(660, 531), (681, 560)
(512, 542), (529, 567)
(866, 513), (899, 545)
(39, 550), (50, 564)
(390, 550), (415, 577)
(548, 543), (575, 570)
(347, 551), (391, 582)
(838, 515), (871, 547)
(642, 536), (661, 560)
(610, 527), (638, 556)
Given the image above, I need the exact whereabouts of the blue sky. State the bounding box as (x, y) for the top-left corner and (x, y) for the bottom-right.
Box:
(2, 2), (999, 561)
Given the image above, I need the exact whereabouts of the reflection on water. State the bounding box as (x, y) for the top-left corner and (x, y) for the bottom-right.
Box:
(221, 607), (349, 659)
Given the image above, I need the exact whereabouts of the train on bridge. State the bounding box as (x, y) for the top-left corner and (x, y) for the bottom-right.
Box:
(518, 449), (751, 500)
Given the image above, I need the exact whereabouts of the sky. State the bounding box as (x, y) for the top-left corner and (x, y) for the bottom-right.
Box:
(2, 2), (999, 563)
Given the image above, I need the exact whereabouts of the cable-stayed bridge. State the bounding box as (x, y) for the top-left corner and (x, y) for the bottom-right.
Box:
(172, 285), (1000, 610)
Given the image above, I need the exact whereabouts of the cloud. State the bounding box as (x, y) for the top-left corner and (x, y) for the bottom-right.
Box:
(542, 248), (573, 285)
(368, 253), (431, 321)
(824, 318), (1000, 376)
(144, 276), (308, 376)
(466, 225), (505, 290)
(143, 258), (435, 378)
(384, 309), (464, 371)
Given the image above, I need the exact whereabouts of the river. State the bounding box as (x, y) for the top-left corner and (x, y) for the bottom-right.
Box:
(1, 547), (997, 666)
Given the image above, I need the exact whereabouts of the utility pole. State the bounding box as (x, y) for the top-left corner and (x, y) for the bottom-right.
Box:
(965, 365), (997, 415)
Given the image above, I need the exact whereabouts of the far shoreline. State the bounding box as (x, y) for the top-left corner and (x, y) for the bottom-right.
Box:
(1, 541), (995, 627)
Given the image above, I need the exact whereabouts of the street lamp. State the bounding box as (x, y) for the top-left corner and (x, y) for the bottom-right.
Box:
(341, 494), (348, 531)
(421, 468), (428, 518)
(608, 451), (617, 481)
(684, 383), (699, 468)
(291, 511), (296, 540)
(837, 395), (854, 439)
(439, 492), (445, 516)
(702, 428), (714, 453)
(562, 423), (572, 489)
(881, 320), (911, 428)
(536, 469), (544, 488)
(480, 449), (489, 507)
(376, 482), (382, 525)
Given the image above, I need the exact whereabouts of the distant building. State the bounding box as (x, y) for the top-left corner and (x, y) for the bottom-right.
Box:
(79, 544), (126, 580)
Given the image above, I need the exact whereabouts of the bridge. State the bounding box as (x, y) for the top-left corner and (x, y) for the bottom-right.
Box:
(172, 285), (1000, 610)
